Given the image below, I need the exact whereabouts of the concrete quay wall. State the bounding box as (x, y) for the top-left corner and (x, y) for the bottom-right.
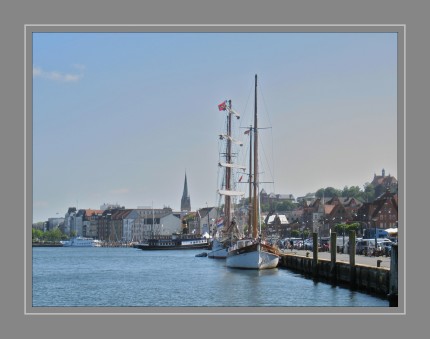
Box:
(278, 254), (390, 297)
(277, 231), (398, 304)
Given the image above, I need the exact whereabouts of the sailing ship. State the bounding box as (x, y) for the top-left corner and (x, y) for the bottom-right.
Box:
(207, 100), (245, 259)
(225, 74), (280, 269)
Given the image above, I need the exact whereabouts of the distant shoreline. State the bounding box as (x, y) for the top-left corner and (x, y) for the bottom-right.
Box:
(32, 242), (63, 247)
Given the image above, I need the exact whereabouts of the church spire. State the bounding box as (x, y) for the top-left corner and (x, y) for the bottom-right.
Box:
(181, 172), (191, 212)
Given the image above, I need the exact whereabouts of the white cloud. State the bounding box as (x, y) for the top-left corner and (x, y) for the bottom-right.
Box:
(73, 64), (86, 72)
(33, 67), (42, 77)
(33, 65), (84, 82)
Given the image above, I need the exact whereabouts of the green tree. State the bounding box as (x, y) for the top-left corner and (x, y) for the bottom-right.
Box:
(363, 183), (375, 202)
(342, 185), (362, 198)
(315, 188), (325, 198)
(303, 229), (311, 238)
(275, 200), (295, 211)
(317, 185), (371, 201)
(335, 223), (349, 235)
(291, 230), (300, 237)
(346, 222), (360, 232)
(32, 228), (43, 241)
(44, 228), (64, 242)
(316, 187), (341, 198)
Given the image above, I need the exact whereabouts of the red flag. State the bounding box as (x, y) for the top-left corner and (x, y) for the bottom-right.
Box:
(218, 101), (226, 111)
(244, 129), (250, 135)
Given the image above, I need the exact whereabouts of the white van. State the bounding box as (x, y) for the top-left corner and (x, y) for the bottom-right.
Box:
(356, 239), (374, 254)
(356, 238), (392, 255)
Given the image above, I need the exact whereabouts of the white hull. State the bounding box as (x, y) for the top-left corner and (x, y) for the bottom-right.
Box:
(226, 242), (279, 269)
(61, 237), (100, 247)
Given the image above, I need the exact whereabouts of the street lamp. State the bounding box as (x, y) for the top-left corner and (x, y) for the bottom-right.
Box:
(339, 217), (344, 253)
(301, 225), (305, 249)
(362, 214), (366, 238)
(375, 212), (380, 252)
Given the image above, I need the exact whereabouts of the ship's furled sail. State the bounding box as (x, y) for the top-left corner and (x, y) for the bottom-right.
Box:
(218, 189), (245, 196)
(219, 134), (244, 146)
(218, 162), (246, 170)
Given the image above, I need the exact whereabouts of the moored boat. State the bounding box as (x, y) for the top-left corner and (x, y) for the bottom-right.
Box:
(226, 238), (279, 269)
(207, 238), (230, 259)
(60, 236), (102, 247)
(226, 75), (280, 270)
(135, 233), (210, 250)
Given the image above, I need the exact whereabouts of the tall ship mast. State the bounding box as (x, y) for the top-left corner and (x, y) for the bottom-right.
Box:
(208, 100), (245, 259)
(226, 74), (280, 270)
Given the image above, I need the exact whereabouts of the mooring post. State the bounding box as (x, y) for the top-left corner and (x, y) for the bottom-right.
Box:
(312, 232), (318, 279)
(388, 244), (398, 307)
(349, 230), (356, 289)
(330, 232), (337, 282)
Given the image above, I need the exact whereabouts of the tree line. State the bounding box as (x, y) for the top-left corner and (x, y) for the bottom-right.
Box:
(32, 228), (72, 242)
(315, 184), (375, 202)
(259, 184), (377, 213)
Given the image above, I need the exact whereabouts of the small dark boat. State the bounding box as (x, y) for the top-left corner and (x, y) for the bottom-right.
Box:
(195, 252), (208, 257)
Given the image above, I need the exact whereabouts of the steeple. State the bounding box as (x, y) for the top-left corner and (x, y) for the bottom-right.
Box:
(181, 172), (191, 212)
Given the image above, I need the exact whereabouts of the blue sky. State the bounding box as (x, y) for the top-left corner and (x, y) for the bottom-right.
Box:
(32, 31), (398, 222)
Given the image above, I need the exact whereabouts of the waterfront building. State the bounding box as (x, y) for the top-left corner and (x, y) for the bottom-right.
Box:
(298, 196), (364, 237)
(260, 189), (295, 206)
(371, 168), (398, 197)
(159, 213), (182, 235)
(264, 213), (289, 237)
(296, 192), (317, 204)
(127, 207), (179, 241)
(47, 217), (64, 231)
(61, 208), (85, 236)
(97, 208), (128, 242)
(356, 188), (398, 232)
(62, 207), (76, 235)
(140, 207), (178, 238)
(74, 209), (85, 236)
(83, 209), (103, 238)
(196, 207), (218, 235)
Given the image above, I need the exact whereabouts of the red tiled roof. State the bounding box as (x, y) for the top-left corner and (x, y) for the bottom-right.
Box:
(324, 205), (335, 215)
(85, 209), (103, 216)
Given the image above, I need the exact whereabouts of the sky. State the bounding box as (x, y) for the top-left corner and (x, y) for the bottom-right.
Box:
(32, 31), (398, 223)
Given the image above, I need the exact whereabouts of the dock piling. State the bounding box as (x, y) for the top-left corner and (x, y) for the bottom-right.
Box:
(388, 244), (398, 307)
(312, 232), (318, 279)
(330, 232), (337, 282)
(349, 230), (356, 288)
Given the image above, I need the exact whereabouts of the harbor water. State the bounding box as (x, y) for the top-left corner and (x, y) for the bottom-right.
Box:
(32, 247), (389, 308)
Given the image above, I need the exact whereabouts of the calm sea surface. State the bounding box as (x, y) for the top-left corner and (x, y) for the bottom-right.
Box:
(32, 247), (389, 308)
